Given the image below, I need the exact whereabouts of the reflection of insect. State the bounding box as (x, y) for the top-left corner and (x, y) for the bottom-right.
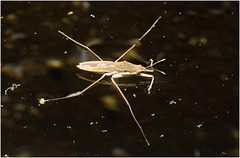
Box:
(39, 16), (166, 146)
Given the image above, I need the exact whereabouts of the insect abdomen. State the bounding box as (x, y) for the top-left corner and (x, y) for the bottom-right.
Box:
(77, 61), (120, 73)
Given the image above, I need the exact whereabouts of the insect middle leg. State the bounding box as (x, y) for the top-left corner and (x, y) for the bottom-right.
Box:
(115, 16), (161, 62)
(40, 74), (106, 104)
(111, 74), (150, 146)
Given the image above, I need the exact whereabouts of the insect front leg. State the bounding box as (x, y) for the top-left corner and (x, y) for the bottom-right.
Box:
(39, 74), (106, 104)
(111, 74), (150, 146)
(139, 73), (154, 94)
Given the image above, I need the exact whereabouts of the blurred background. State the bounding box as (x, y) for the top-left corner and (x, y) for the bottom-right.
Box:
(1, 2), (238, 156)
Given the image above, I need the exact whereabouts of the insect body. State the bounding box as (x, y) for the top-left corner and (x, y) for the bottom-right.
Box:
(78, 61), (153, 74)
(39, 16), (165, 146)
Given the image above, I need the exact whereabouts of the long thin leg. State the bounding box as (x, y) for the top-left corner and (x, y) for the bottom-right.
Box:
(139, 73), (154, 94)
(111, 75), (150, 146)
(58, 30), (103, 61)
(39, 74), (106, 104)
(115, 16), (161, 62)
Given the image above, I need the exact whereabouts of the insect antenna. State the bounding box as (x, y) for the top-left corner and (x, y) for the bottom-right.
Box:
(146, 58), (166, 68)
(152, 68), (166, 75)
(146, 58), (166, 75)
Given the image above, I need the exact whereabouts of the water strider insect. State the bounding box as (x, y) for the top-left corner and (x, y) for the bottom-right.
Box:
(39, 16), (166, 146)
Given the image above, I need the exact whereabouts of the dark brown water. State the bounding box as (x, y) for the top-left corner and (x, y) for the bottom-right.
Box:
(1, 2), (238, 156)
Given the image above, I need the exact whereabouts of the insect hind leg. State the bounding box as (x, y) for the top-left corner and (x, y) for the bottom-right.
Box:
(39, 74), (106, 104)
(58, 30), (103, 61)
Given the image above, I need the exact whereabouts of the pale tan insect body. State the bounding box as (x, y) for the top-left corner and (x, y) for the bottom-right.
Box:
(77, 61), (153, 74)
(39, 16), (166, 146)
